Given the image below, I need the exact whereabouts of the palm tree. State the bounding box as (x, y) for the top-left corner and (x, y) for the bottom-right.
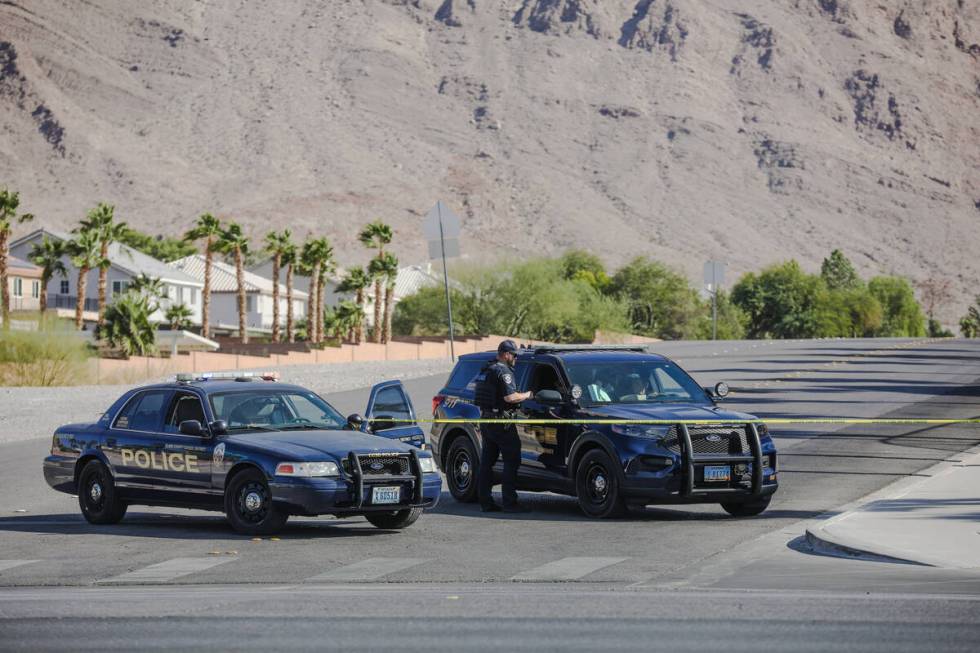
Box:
(78, 202), (127, 328)
(0, 187), (34, 329)
(337, 266), (370, 344)
(370, 252), (399, 344)
(183, 213), (222, 339)
(216, 222), (250, 344)
(263, 229), (293, 343)
(101, 291), (156, 357)
(359, 221), (392, 342)
(315, 240), (335, 345)
(165, 303), (193, 331)
(334, 299), (363, 342)
(129, 273), (167, 307)
(300, 237), (332, 344)
(65, 229), (105, 330)
(27, 237), (66, 315)
(281, 242), (298, 343)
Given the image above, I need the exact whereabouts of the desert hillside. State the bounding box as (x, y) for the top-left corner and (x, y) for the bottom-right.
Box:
(1, 0), (977, 323)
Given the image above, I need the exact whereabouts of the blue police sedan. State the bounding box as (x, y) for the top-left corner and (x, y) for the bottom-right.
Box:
(43, 373), (441, 534)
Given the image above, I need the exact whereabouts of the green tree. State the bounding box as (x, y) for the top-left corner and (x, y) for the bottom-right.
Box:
(78, 202), (127, 328)
(958, 296), (980, 338)
(609, 257), (702, 339)
(263, 229), (293, 343)
(868, 276), (926, 337)
(820, 249), (860, 290)
(216, 222), (250, 343)
(118, 227), (196, 262)
(818, 286), (883, 337)
(370, 252), (399, 344)
(65, 229), (106, 330)
(337, 266), (370, 343)
(129, 273), (167, 304)
(326, 299), (363, 342)
(281, 241), (298, 343)
(28, 237), (66, 315)
(694, 291), (747, 340)
(165, 303), (193, 331)
(559, 249), (610, 293)
(359, 220), (393, 343)
(183, 213), (222, 339)
(300, 237), (332, 344)
(0, 187), (34, 329)
(731, 261), (826, 339)
(100, 291), (156, 357)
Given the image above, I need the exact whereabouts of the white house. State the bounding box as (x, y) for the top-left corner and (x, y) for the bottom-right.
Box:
(170, 254), (307, 332)
(361, 263), (445, 328)
(8, 228), (204, 325)
(248, 258), (346, 309)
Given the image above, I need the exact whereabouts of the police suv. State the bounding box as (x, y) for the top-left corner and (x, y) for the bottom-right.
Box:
(43, 373), (441, 534)
(431, 345), (778, 518)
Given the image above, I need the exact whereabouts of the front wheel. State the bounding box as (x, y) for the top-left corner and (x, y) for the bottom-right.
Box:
(78, 460), (127, 524)
(575, 450), (626, 519)
(224, 468), (289, 535)
(365, 507), (422, 529)
(721, 496), (771, 517)
(446, 436), (479, 503)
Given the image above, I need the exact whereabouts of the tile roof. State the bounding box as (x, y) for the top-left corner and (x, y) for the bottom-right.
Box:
(169, 254), (308, 298)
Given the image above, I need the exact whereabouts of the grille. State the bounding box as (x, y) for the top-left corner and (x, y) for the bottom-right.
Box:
(664, 425), (750, 455)
(353, 454), (411, 476)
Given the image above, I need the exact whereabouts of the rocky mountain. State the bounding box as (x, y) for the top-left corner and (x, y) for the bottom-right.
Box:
(1, 0), (977, 324)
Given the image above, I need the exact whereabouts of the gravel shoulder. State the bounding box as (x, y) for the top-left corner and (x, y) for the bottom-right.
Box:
(0, 358), (453, 445)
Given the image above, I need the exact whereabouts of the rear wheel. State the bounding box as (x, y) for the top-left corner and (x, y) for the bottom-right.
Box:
(78, 460), (127, 525)
(575, 450), (626, 519)
(224, 468), (288, 535)
(721, 496), (771, 517)
(364, 507), (422, 530)
(446, 436), (479, 503)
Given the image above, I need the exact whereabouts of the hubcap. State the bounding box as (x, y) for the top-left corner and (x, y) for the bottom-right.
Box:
(244, 491), (262, 512)
(452, 451), (472, 490)
(585, 464), (610, 503)
(593, 474), (607, 493)
(89, 482), (102, 503)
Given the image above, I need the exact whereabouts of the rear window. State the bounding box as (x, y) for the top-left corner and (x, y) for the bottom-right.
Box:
(446, 360), (487, 390)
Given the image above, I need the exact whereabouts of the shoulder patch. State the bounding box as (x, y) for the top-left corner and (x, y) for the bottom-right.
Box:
(502, 373), (513, 384)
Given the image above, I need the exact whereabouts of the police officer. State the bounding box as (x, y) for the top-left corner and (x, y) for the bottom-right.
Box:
(474, 339), (534, 513)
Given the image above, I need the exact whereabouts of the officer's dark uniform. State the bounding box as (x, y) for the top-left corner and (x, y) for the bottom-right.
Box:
(474, 355), (522, 510)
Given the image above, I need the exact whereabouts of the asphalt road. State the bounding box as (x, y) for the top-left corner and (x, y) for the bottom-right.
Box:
(2, 337), (979, 650)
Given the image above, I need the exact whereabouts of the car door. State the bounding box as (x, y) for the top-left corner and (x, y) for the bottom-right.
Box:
(106, 389), (173, 492)
(364, 380), (425, 448)
(159, 390), (215, 495)
(515, 362), (569, 479)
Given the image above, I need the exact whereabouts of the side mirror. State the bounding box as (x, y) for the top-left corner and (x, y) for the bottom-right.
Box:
(347, 413), (365, 430)
(179, 419), (204, 436)
(370, 414), (397, 431)
(712, 382), (730, 399)
(535, 389), (563, 404)
(209, 420), (227, 435)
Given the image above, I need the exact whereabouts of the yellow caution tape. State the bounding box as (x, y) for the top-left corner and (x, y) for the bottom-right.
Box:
(387, 418), (980, 425)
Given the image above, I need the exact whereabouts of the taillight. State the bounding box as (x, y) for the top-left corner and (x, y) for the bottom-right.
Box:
(432, 395), (445, 416)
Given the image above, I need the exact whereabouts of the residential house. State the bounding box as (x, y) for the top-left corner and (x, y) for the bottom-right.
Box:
(248, 258), (345, 309)
(170, 254), (307, 333)
(8, 228), (204, 324)
(6, 255), (43, 312)
(359, 263), (444, 328)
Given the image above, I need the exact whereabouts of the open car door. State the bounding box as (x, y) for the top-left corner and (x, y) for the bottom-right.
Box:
(363, 380), (426, 448)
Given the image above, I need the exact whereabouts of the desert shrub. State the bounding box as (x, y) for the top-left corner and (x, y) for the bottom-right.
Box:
(0, 326), (92, 386)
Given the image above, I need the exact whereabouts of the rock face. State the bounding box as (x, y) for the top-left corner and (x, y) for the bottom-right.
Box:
(0, 0), (978, 325)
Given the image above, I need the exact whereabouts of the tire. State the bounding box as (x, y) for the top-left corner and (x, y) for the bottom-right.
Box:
(575, 449), (626, 519)
(446, 436), (479, 503)
(78, 460), (127, 525)
(364, 507), (423, 530)
(224, 468), (288, 535)
(721, 496), (772, 517)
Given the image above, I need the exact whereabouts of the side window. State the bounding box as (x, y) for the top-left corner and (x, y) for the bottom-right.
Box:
(369, 386), (413, 431)
(164, 392), (207, 433)
(113, 391), (170, 431)
(448, 360), (485, 391)
(528, 364), (562, 393)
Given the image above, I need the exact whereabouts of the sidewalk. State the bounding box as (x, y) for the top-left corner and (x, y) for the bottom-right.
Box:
(806, 447), (980, 569)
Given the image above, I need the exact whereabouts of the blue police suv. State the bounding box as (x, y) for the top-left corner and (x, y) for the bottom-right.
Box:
(431, 346), (778, 518)
(43, 373), (441, 534)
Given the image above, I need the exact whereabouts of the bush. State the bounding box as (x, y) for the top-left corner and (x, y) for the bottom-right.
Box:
(731, 261), (826, 339)
(0, 325), (92, 386)
(99, 292), (156, 357)
(867, 276), (926, 337)
(608, 257), (703, 339)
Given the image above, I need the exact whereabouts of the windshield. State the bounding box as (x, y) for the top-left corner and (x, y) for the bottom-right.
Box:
(209, 390), (348, 432)
(564, 360), (710, 406)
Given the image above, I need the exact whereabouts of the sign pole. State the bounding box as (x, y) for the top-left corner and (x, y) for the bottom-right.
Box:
(437, 202), (456, 361)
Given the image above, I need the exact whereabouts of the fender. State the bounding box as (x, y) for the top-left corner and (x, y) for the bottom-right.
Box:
(75, 448), (114, 484)
(439, 424), (482, 469)
(567, 430), (626, 483)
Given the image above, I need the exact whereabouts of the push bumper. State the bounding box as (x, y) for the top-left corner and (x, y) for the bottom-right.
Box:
(270, 473), (442, 516)
(42, 455), (76, 493)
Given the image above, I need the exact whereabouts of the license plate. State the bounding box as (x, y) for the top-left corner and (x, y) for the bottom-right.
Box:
(372, 486), (401, 505)
(704, 465), (731, 482)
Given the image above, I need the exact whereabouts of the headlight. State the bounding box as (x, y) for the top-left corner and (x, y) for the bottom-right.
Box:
(275, 461), (340, 477)
(418, 456), (437, 473)
(610, 424), (670, 439)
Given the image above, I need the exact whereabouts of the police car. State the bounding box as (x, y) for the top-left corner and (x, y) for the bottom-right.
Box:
(431, 345), (778, 518)
(43, 373), (441, 534)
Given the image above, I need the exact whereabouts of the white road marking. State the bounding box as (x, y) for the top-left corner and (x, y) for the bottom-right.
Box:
(512, 557), (628, 581)
(0, 560), (37, 573)
(101, 557), (235, 583)
(306, 558), (428, 582)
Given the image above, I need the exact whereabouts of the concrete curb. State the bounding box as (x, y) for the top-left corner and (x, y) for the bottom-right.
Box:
(804, 525), (931, 567)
